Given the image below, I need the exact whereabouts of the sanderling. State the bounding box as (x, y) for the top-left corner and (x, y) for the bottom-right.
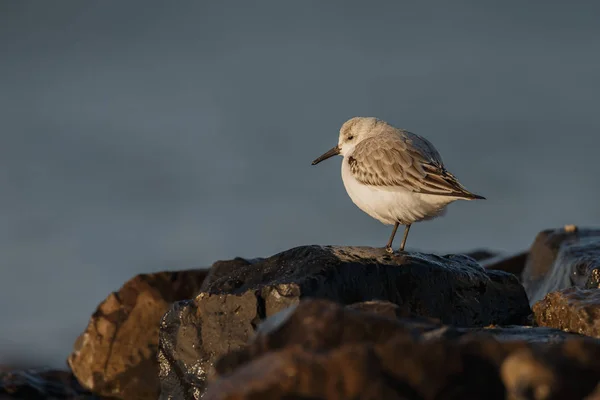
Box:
(312, 117), (484, 253)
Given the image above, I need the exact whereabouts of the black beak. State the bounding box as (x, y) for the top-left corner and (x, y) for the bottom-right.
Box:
(311, 145), (340, 165)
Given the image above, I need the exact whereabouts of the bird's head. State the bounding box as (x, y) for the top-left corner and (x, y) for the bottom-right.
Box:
(311, 117), (383, 165)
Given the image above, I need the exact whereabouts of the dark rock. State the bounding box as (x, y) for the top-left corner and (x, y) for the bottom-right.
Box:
(200, 257), (264, 293)
(464, 249), (498, 262)
(533, 287), (600, 338)
(459, 325), (585, 344)
(203, 299), (600, 400)
(0, 369), (101, 399)
(158, 246), (531, 398)
(522, 226), (600, 304)
(157, 300), (204, 400)
(345, 299), (413, 319)
(158, 292), (260, 400)
(68, 269), (208, 400)
(586, 384), (600, 400)
(205, 342), (506, 400)
(201, 245), (531, 327)
(204, 300), (506, 400)
(212, 300), (579, 379)
(500, 340), (600, 400)
(207, 345), (413, 400)
(482, 251), (528, 277)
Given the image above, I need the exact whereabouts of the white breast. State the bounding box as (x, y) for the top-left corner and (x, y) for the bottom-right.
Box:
(341, 156), (456, 225)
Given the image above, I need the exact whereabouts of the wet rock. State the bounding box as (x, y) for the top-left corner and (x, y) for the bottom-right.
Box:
(212, 300), (578, 379)
(461, 325), (585, 344)
(158, 292), (260, 400)
(203, 300), (600, 400)
(158, 246), (531, 398)
(345, 299), (413, 319)
(158, 297), (433, 399)
(464, 249), (498, 262)
(157, 300), (203, 400)
(533, 287), (600, 338)
(500, 339), (600, 400)
(0, 369), (100, 399)
(211, 345), (413, 400)
(204, 300), (506, 400)
(522, 226), (600, 304)
(68, 269), (208, 400)
(200, 257), (264, 292)
(483, 251), (528, 277)
(207, 299), (469, 386)
(205, 342), (505, 400)
(202, 245), (530, 326)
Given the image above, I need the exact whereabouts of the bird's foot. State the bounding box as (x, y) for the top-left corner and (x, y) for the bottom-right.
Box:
(385, 245), (394, 254)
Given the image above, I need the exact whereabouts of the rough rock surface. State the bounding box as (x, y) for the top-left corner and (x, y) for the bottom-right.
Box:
(157, 294), (260, 400)
(533, 287), (600, 338)
(211, 300), (582, 379)
(522, 226), (600, 304)
(202, 299), (600, 400)
(68, 269), (208, 400)
(207, 343), (504, 400)
(464, 249), (498, 262)
(158, 246), (531, 398)
(483, 251), (528, 277)
(500, 342), (600, 400)
(201, 245), (530, 326)
(0, 369), (101, 399)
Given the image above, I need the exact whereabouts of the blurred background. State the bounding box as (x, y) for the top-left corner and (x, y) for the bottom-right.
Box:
(1, 0), (599, 368)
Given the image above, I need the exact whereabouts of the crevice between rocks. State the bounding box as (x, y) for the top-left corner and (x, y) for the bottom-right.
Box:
(252, 291), (267, 331)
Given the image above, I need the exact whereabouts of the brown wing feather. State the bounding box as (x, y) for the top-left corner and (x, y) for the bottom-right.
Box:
(349, 133), (483, 199)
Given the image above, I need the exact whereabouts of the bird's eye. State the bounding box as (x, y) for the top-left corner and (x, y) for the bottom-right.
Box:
(348, 135), (354, 140)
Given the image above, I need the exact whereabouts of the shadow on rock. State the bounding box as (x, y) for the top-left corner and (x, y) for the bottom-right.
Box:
(0, 369), (101, 399)
(158, 245), (532, 398)
(203, 299), (600, 400)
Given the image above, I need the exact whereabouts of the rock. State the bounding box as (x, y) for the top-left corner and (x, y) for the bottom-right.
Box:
(482, 251), (528, 277)
(201, 246), (531, 326)
(158, 246), (531, 397)
(345, 299), (413, 319)
(202, 299), (600, 400)
(533, 287), (600, 338)
(205, 341), (506, 400)
(200, 257), (265, 291)
(204, 299), (506, 400)
(522, 226), (600, 304)
(500, 340), (600, 400)
(460, 325), (586, 344)
(213, 300), (579, 378)
(68, 269), (208, 400)
(0, 369), (100, 399)
(158, 292), (260, 400)
(586, 384), (600, 400)
(464, 249), (499, 262)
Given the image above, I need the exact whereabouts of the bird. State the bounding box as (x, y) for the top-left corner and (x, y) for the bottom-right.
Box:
(311, 117), (484, 253)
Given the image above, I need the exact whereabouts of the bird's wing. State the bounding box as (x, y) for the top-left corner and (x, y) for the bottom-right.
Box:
(348, 132), (482, 198)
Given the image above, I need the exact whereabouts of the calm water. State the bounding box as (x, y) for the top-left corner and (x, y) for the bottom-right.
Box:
(1, 0), (599, 367)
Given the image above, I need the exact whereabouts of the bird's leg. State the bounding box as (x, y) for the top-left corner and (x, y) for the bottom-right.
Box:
(399, 224), (412, 252)
(385, 222), (399, 253)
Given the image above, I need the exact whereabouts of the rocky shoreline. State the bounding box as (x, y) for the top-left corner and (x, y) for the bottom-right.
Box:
(2, 226), (600, 399)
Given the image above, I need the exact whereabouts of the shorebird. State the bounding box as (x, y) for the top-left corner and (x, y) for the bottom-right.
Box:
(312, 117), (484, 253)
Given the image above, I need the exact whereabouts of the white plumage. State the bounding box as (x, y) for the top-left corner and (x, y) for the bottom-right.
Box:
(341, 157), (451, 226)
